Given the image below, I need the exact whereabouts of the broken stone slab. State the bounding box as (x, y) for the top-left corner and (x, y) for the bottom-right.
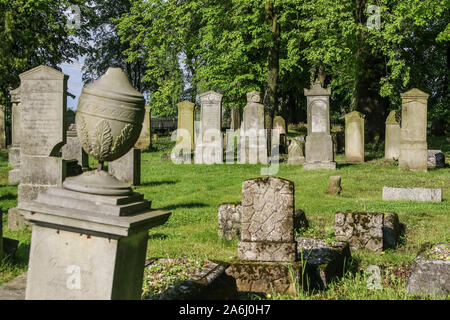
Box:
(147, 259), (238, 300)
(406, 243), (449, 297)
(225, 261), (304, 296)
(334, 211), (400, 252)
(382, 187), (442, 202)
(296, 237), (351, 290)
(427, 150), (445, 168)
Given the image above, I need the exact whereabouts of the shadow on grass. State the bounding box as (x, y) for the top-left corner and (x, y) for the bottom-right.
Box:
(0, 193), (17, 202)
(148, 233), (168, 240)
(140, 180), (180, 187)
(161, 202), (209, 211)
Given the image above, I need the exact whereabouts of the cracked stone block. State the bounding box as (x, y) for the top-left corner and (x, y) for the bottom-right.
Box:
(296, 238), (351, 290)
(406, 243), (449, 297)
(334, 211), (400, 252)
(225, 261), (304, 296)
(238, 177), (296, 262)
(218, 202), (242, 241)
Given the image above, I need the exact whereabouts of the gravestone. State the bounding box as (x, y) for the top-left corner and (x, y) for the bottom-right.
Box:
(135, 106), (151, 150)
(8, 86), (22, 185)
(230, 107), (241, 131)
(382, 187), (442, 202)
(175, 101), (195, 154)
(303, 81), (336, 170)
(287, 140), (305, 165)
(334, 211), (400, 252)
(345, 111), (365, 163)
(0, 105), (6, 150)
(327, 176), (342, 195)
(195, 91), (223, 164)
(273, 116), (287, 153)
(108, 148), (141, 186)
(238, 177), (297, 262)
(218, 202), (242, 241)
(385, 110), (401, 161)
(399, 89), (429, 172)
(240, 91), (268, 164)
(61, 124), (89, 171)
(427, 150), (445, 168)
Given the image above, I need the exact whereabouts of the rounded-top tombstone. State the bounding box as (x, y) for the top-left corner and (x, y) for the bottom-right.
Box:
(63, 68), (145, 195)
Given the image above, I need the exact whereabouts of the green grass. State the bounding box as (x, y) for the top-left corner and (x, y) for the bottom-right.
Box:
(1, 135), (449, 299)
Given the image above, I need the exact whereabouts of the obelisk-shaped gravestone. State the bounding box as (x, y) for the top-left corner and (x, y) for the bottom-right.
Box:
(195, 91), (223, 164)
(385, 110), (401, 161)
(303, 80), (336, 170)
(345, 111), (365, 163)
(399, 89), (428, 172)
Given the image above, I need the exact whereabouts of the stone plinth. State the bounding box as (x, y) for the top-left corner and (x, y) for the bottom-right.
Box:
(238, 177), (296, 262)
(345, 111), (365, 163)
(334, 211), (400, 252)
(382, 187), (442, 202)
(18, 187), (171, 300)
(399, 89), (429, 172)
(135, 106), (151, 150)
(218, 202), (242, 241)
(303, 81), (336, 170)
(239, 92), (268, 164)
(406, 243), (449, 297)
(385, 110), (401, 161)
(195, 92), (223, 164)
(108, 148), (141, 186)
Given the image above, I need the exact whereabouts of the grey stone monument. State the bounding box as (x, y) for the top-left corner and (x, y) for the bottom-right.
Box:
(240, 91), (268, 164)
(287, 140), (305, 165)
(385, 110), (401, 162)
(303, 80), (336, 170)
(195, 91), (223, 164)
(8, 86), (22, 185)
(238, 177), (297, 262)
(345, 111), (365, 163)
(399, 88), (429, 172)
(62, 124), (89, 171)
(18, 67), (171, 300)
(108, 148), (141, 186)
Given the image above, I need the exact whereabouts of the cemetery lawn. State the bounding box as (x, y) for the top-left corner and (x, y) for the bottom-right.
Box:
(1, 136), (449, 300)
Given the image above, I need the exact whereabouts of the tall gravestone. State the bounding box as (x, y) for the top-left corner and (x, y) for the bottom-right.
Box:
(108, 148), (141, 185)
(385, 110), (401, 161)
(175, 101), (195, 154)
(238, 177), (297, 262)
(303, 80), (336, 170)
(8, 87), (22, 185)
(240, 91), (268, 164)
(399, 89), (428, 172)
(195, 91), (223, 164)
(273, 116), (287, 153)
(135, 106), (151, 150)
(345, 111), (365, 163)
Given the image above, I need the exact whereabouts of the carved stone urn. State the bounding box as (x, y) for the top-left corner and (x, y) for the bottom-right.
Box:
(63, 68), (145, 195)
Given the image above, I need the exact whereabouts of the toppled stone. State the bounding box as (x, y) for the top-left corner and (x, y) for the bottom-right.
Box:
(327, 176), (342, 195)
(218, 202), (242, 241)
(382, 187), (442, 202)
(406, 243), (449, 297)
(427, 150), (445, 168)
(334, 211), (400, 252)
(296, 237), (351, 290)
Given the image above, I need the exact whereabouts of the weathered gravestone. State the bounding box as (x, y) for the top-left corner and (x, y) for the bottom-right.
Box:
(385, 110), (401, 161)
(195, 91), (223, 164)
(108, 147), (141, 186)
(303, 80), (336, 170)
(345, 111), (365, 163)
(135, 106), (151, 150)
(399, 89), (429, 172)
(327, 176), (342, 195)
(427, 150), (445, 168)
(0, 105), (6, 150)
(8, 87), (22, 185)
(217, 202), (242, 241)
(273, 116), (287, 153)
(287, 140), (305, 165)
(240, 91), (268, 164)
(406, 243), (449, 297)
(61, 124), (89, 171)
(382, 187), (442, 202)
(175, 101), (195, 156)
(334, 211), (400, 252)
(18, 67), (171, 300)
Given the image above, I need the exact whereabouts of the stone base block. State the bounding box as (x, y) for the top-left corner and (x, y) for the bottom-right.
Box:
(237, 241), (296, 262)
(225, 261), (303, 296)
(8, 169), (21, 185)
(303, 161), (336, 170)
(406, 243), (449, 297)
(382, 187), (442, 202)
(399, 144), (427, 172)
(7, 207), (29, 231)
(296, 237), (351, 290)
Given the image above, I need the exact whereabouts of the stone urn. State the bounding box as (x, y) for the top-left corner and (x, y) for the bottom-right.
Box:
(63, 68), (145, 195)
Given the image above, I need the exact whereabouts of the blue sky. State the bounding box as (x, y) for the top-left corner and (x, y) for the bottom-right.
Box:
(60, 57), (85, 111)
